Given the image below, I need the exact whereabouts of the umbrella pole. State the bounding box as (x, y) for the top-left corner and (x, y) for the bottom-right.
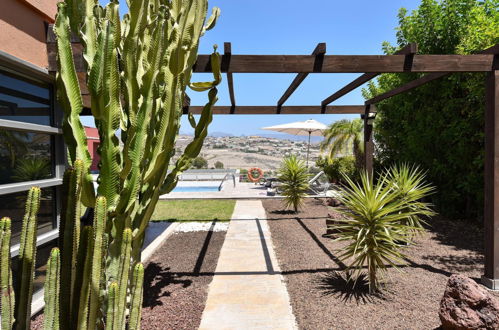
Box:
(306, 131), (311, 168)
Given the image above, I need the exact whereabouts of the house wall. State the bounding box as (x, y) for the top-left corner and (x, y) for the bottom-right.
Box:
(0, 0), (57, 68)
(85, 126), (101, 172)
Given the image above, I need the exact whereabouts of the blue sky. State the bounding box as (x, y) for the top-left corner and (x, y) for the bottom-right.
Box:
(87, 0), (422, 135)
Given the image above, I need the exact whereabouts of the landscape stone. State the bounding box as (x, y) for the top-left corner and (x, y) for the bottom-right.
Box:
(439, 274), (499, 329)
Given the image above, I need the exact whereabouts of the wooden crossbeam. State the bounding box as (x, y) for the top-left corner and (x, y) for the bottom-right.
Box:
(224, 42), (236, 114)
(276, 43), (326, 113)
(184, 105), (364, 115)
(192, 54), (494, 73)
(321, 43), (417, 112)
(48, 52), (495, 74)
(365, 72), (449, 105)
(365, 43), (499, 105)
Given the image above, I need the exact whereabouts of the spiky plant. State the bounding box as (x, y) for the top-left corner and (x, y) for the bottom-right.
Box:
(278, 155), (309, 213)
(382, 163), (435, 239)
(12, 158), (51, 182)
(334, 168), (435, 293)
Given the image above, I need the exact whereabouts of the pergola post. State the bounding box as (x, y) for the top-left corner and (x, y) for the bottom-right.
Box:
(483, 69), (499, 289)
(363, 105), (375, 176)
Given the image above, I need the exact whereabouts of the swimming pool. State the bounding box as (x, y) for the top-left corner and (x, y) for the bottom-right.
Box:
(171, 186), (220, 193)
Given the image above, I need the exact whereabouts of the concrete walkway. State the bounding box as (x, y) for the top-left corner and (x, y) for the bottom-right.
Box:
(199, 200), (297, 329)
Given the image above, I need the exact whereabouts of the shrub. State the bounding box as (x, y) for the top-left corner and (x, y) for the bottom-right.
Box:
(193, 156), (208, 169)
(214, 161), (224, 169)
(278, 155), (309, 212)
(317, 156), (358, 183)
(334, 165), (435, 293)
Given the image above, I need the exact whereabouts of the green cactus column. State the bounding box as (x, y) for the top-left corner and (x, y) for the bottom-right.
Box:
(43, 248), (60, 330)
(54, 0), (222, 327)
(15, 187), (41, 330)
(1, 217), (15, 330)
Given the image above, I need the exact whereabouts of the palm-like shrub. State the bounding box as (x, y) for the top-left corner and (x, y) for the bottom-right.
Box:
(278, 155), (309, 212)
(321, 119), (364, 169)
(334, 166), (435, 293)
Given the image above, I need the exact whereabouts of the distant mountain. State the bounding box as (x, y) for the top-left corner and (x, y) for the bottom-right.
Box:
(178, 132), (323, 143)
(255, 133), (324, 144)
(209, 131), (234, 137)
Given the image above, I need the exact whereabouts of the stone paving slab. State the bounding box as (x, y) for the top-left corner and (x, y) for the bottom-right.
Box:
(199, 200), (297, 330)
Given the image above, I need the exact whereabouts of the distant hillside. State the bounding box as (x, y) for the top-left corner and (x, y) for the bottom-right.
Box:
(180, 131), (324, 144)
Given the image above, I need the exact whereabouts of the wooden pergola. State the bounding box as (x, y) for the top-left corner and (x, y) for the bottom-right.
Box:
(46, 34), (499, 289)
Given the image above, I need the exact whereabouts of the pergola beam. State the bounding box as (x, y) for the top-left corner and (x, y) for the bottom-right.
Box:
(48, 52), (495, 74)
(321, 43), (417, 112)
(184, 105), (365, 115)
(365, 44), (499, 105)
(365, 72), (449, 105)
(192, 54), (494, 73)
(277, 43), (326, 113)
(224, 42), (236, 114)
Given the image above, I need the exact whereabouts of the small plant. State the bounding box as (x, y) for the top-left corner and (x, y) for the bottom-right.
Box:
(278, 155), (309, 213)
(316, 155), (358, 184)
(214, 161), (224, 169)
(193, 156), (208, 169)
(333, 165), (435, 293)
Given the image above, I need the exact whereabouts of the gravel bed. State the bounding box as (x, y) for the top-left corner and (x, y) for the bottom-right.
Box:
(30, 225), (226, 329)
(141, 229), (226, 329)
(263, 198), (498, 330)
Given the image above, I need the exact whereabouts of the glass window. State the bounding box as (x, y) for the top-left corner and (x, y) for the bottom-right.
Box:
(0, 129), (53, 185)
(11, 239), (58, 294)
(0, 71), (51, 126)
(0, 187), (57, 246)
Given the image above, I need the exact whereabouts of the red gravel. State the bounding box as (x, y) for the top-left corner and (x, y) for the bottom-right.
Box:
(263, 198), (498, 330)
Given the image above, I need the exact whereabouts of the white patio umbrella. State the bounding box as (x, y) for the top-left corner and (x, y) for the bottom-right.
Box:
(261, 119), (327, 167)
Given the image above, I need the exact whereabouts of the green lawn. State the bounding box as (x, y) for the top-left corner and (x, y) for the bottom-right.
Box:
(151, 199), (236, 222)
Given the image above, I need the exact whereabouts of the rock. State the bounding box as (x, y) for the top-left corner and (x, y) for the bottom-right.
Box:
(439, 274), (499, 329)
(325, 198), (342, 207)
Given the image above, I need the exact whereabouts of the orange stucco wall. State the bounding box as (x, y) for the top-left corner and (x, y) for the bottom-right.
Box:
(0, 0), (57, 69)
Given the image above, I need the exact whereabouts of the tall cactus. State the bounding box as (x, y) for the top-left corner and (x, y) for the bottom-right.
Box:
(15, 187), (40, 329)
(0, 217), (15, 330)
(43, 248), (60, 330)
(53, 0), (221, 327)
(0, 0), (220, 329)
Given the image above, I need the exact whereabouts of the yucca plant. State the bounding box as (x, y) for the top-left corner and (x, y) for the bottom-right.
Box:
(278, 155), (309, 213)
(333, 167), (435, 293)
(382, 163), (435, 240)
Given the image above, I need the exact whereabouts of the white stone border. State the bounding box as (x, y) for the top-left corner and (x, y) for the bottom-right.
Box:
(141, 222), (180, 262)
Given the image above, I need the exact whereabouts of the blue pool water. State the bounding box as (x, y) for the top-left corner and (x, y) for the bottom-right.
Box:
(172, 186), (220, 192)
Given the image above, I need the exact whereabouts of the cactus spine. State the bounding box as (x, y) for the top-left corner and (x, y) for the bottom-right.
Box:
(0, 218), (14, 330)
(43, 248), (60, 330)
(15, 187), (40, 329)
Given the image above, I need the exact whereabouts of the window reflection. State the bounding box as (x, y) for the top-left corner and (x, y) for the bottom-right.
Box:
(0, 187), (56, 246)
(0, 129), (53, 185)
(0, 71), (51, 126)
